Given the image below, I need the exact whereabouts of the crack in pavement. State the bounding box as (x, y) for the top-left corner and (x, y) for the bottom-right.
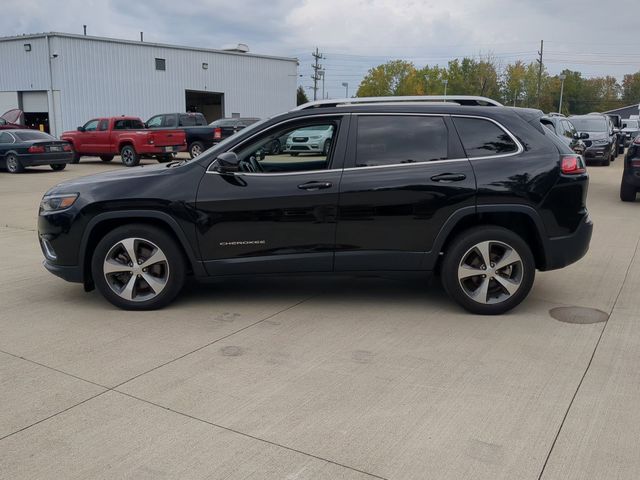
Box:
(536, 235), (640, 480)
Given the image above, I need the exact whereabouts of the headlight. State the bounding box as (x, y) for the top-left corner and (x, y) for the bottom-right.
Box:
(592, 139), (608, 145)
(309, 136), (321, 140)
(39, 193), (79, 213)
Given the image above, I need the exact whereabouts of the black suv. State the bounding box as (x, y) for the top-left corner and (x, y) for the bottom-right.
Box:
(620, 135), (640, 202)
(569, 114), (617, 166)
(38, 96), (592, 315)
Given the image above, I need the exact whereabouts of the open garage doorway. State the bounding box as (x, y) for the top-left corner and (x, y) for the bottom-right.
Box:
(185, 90), (223, 124)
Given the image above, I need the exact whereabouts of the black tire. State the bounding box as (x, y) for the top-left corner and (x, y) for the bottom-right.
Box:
(620, 181), (637, 202)
(270, 139), (282, 155)
(601, 154), (611, 167)
(70, 147), (81, 164)
(290, 152), (299, 157)
(189, 141), (205, 158)
(100, 155), (114, 162)
(120, 145), (140, 167)
(618, 144), (625, 155)
(5, 154), (24, 173)
(91, 224), (186, 310)
(441, 226), (535, 315)
(157, 154), (174, 163)
(50, 163), (67, 171)
(322, 139), (331, 156)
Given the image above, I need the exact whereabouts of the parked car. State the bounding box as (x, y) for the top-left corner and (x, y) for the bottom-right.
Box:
(38, 96), (592, 315)
(540, 115), (586, 155)
(61, 117), (186, 166)
(146, 112), (214, 159)
(621, 118), (640, 147)
(0, 129), (72, 173)
(569, 114), (617, 166)
(209, 117), (260, 144)
(0, 109), (27, 130)
(620, 135), (640, 202)
(605, 114), (625, 154)
(283, 125), (334, 156)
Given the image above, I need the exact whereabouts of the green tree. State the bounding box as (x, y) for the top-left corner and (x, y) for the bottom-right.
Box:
(622, 72), (640, 105)
(356, 60), (418, 97)
(296, 85), (309, 106)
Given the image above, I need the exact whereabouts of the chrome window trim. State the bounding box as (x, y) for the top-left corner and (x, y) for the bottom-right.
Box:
(205, 112), (525, 177)
(206, 113), (345, 174)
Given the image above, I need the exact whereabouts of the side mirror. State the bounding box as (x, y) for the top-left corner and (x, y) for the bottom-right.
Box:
(573, 132), (579, 140)
(77, 126), (85, 132)
(144, 122), (148, 128)
(213, 152), (240, 173)
(579, 132), (589, 139)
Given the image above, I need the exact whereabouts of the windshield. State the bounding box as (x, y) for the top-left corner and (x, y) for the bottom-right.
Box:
(569, 117), (608, 132)
(623, 120), (639, 129)
(13, 130), (55, 141)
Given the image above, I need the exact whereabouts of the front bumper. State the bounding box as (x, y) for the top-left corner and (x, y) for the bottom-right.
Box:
(583, 145), (609, 160)
(542, 213), (593, 271)
(43, 260), (83, 283)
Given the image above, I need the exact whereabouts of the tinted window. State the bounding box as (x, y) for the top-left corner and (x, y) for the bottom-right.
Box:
(453, 117), (518, 157)
(114, 119), (144, 130)
(356, 116), (448, 167)
(0, 132), (14, 143)
(164, 116), (177, 127)
(97, 119), (109, 131)
(13, 130), (55, 141)
(179, 115), (198, 126)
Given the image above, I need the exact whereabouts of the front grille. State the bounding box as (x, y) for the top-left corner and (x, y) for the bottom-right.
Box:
(292, 137), (308, 142)
(583, 140), (592, 147)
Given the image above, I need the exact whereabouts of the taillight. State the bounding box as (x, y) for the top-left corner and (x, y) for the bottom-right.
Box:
(561, 154), (586, 175)
(62, 144), (71, 152)
(631, 159), (640, 168)
(28, 145), (45, 153)
(214, 128), (222, 140)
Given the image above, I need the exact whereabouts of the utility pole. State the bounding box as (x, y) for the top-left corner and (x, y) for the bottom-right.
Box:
(536, 40), (544, 108)
(311, 48), (324, 101)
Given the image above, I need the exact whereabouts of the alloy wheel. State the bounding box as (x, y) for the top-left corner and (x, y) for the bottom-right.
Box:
(457, 240), (524, 304)
(103, 237), (169, 302)
(191, 144), (202, 157)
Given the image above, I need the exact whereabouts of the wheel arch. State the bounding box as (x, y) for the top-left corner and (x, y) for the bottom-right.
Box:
(79, 211), (205, 291)
(428, 205), (549, 272)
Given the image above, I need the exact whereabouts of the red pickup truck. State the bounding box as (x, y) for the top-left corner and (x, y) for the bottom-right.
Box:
(61, 116), (186, 166)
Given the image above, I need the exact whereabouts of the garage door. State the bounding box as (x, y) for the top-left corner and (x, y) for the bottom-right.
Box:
(21, 91), (48, 113)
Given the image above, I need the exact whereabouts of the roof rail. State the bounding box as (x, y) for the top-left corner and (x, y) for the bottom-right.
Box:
(293, 95), (503, 111)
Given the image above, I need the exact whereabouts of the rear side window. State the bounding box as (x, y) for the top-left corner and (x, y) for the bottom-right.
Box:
(453, 117), (518, 158)
(179, 114), (205, 126)
(356, 116), (448, 167)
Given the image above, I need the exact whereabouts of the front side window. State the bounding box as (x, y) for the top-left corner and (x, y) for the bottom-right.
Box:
(355, 116), (448, 167)
(146, 115), (163, 128)
(453, 117), (518, 158)
(561, 120), (577, 138)
(232, 119), (340, 174)
(83, 119), (99, 132)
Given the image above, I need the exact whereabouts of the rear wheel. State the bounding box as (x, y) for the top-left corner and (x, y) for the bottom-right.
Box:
(189, 141), (204, 158)
(70, 148), (81, 164)
(100, 155), (114, 162)
(6, 154), (24, 173)
(120, 145), (140, 167)
(50, 163), (67, 171)
(322, 139), (331, 156)
(270, 139), (282, 155)
(441, 226), (535, 315)
(91, 225), (186, 310)
(620, 181), (637, 202)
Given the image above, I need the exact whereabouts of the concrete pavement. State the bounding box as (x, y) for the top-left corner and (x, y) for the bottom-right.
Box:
(0, 154), (638, 479)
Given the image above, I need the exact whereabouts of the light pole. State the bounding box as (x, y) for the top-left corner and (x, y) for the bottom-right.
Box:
(558, 74), (566, 114)
(443, 79), (448, 98)
(319, 70), (325, 100)
(341, 82), (349, 97)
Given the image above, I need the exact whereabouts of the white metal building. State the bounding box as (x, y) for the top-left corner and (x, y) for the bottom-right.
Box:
(0, 32), (298, 136)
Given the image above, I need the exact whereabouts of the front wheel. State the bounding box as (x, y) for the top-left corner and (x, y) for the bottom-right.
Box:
(620, 181), (637, 202)
(6, 154), (24, 173)
(91, 225), (186, 310)
(120, 145), (140, 167)
(441, 226), (535, 315)
(50, 163), (67, 171)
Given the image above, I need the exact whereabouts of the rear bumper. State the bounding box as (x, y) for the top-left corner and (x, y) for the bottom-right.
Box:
(18, 153), (73, 165)
(139, 145), (186, 154)
(542, 213), (593, 271)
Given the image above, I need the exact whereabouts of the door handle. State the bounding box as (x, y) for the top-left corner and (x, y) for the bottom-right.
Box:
(297, 181), (332, 191)
(430, 173), (467, 182)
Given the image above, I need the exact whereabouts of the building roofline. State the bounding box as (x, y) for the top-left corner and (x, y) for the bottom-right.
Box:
(604, 103), (640, 114)
(0, 31), (298, 63)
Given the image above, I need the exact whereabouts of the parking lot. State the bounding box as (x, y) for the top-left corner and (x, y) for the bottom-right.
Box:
(1, 153), (639, 479)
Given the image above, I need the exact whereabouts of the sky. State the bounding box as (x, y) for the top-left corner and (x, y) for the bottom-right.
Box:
(3, 0), (639, 99)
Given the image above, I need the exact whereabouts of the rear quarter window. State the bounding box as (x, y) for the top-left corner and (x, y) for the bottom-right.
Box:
(453, 117), (519, 158)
